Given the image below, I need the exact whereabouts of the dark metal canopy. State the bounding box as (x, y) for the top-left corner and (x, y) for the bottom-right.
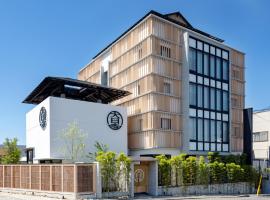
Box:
(23, 77), (131, 104)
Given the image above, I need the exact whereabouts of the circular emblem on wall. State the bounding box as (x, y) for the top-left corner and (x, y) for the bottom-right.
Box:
(134, 169), (145, 183)
(39, 107), (47, 130)
(107, 111), (123, 130)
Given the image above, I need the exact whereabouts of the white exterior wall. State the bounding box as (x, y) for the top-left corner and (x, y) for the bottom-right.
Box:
(253, 110), (270, 160)
(26, 98), (51, 160)
(26, 96), (127, 163)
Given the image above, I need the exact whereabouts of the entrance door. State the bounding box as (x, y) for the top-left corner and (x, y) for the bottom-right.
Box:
(134, 162), (149, 193)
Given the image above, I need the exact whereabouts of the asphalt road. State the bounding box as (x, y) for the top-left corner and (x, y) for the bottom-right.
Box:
(0, 192), (269, 200)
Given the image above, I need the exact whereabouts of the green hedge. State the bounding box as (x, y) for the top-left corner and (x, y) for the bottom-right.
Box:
(156, 152), (259, 187)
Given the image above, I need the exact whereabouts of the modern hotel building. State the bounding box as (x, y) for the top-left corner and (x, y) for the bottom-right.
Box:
(78, 11), (245, 156)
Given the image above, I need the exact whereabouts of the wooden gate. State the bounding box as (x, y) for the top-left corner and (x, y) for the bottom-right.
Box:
(134, 162), (149, 193)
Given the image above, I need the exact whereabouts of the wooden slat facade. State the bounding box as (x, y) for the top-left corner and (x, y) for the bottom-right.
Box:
(0, 164), (96, 194)
(78, 15), (183, 151)
(230, 49), (245, 152)
(78, 14), (245, 154)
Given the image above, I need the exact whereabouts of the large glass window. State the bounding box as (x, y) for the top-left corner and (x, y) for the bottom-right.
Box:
(223, 122), (228, 142)
(204, 86), (209, 108)
(189, 117), (197, 140)
(216, 57), (221, 79)
(223, 91), (229, 111)
(223, 60), (229, 81)
(198, 118), (203, 141)
(216, 89), (222, 111)
(197, 85), (203, 107)
(210, 88), (215, 110)
(204, 119), (210, 142)
(188, 37), (230, 152)
(211, 120), (216, 142)
(189, 48), (196, 71)
(197, 51), (203, 74)
(203, 53), (209, 76)
(210, 55), (215, 78)
(217, 121), (222, 142)
(189, 83), (196, 106)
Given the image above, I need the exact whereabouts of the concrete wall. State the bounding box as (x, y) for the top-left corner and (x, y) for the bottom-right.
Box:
(26, 97), (127, 162)
(158, 182), (255, 196)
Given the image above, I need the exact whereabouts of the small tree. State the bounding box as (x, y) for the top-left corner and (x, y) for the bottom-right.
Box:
(116, 153), (131, 191)
(88, 141), (109, 161)
(156, 155), (171, 187)
(96, 151), (131, 194)
(185, 156), (197, 185)
(170, 154), (186, 186)
(197, 156), (209, 185)
(1, 138), (21, 164)
(58, 121), (86, 162)
(96, 151), (117, 193)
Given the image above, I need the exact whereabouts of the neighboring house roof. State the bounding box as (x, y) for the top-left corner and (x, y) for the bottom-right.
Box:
(92, 10), (224, 60)
(0, 145), (26, 157)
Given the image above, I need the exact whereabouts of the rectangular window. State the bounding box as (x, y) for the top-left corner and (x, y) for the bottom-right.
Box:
(210, 55), (215, 78)
(161, 118), (171, 130)
(223, 60), (229, 80)
(197, 51), (203, 74)
(203, 53), (209, 76)
(189, 117), (197, 140)
(189, 83), (196, 106)
(211, 120), (216, 142)
(161, 46), (171, 58)
(223, 91), (229, 111)
(101, 71), (108, 86)
(217, 121), (222, 142)
(253, 131), (268, 142)
(198, 118), (203, 141)
(138, 48), (142, 59)
(204, 86), (209, 109)
(189, 48), (196, 71)
(210, 88), (215, 110)
(216, 89), (222, 111)
(216, 57), (221, 79)
(164, 82), (171, 94)
(197, 85), (203, 107)
(139, 119), (143, 131)
(137, 84), (141, 96)
(223, 122), (228, 142)
(204, 119), (210, 142)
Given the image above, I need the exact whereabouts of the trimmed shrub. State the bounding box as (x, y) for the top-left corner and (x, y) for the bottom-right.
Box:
(209, 161), (226, 184)
(226, 163), (244, 183)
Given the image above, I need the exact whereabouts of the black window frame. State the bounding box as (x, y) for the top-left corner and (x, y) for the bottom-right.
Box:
(188, 36), (230, 152)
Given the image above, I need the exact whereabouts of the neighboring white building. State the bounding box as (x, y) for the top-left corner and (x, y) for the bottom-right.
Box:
(253, 109), (270, 169)
(24, 77), (130, 163)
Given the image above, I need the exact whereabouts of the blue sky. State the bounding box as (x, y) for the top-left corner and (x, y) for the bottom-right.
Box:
(0, 0), (269, 145)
